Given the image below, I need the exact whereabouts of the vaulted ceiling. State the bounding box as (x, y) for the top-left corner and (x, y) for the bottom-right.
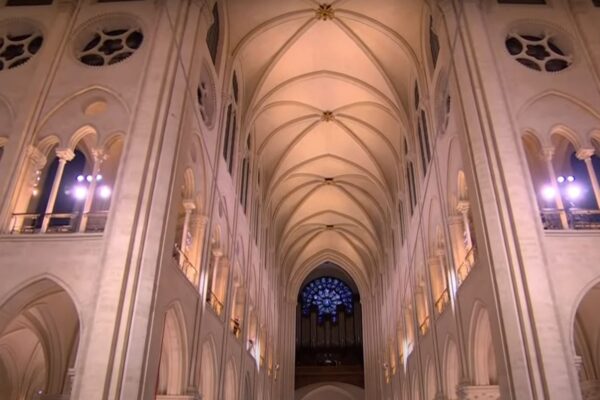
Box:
(228, 0), (429, 291)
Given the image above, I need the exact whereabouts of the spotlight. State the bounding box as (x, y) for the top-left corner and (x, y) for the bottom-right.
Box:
(96, 174), (103, 181)
(567, 176), (575, 182)
(73, 185), (88, 200)
(77, 175), (85, 182)
(541, 185), (556, 201)
(557, 176), (565, 183)
(566, 184), (582, 201)
(98, 185), (112, 199)
(86, 175), (93, 183)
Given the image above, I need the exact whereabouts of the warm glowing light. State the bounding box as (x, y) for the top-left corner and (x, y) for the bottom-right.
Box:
(86, 175), (93, 183)
(73, 185), (88, 200)
(566, 184), (582, 201)
(98, 185), (112, 199)
(96, 174), (103, 181)
(32, 188), (39, 196)
(541, 185), (556, 201)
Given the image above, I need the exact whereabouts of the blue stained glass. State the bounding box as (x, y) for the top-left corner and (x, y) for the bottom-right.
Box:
(301, 277), (353, 323)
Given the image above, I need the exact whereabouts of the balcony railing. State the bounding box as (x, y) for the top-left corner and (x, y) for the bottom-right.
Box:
(541, 208), (600, 230)
(172, 244), (198, 287)
(434, 288), (450, 315)
(457, 247), (476, 285)
(10, 211), (108, 234)
(206, 291), (224, 319)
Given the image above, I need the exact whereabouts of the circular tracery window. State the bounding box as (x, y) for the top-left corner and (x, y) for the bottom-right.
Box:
(75, 17), (143, 67)
(505, 32), (572, 72)
(0, 22), (43, 71)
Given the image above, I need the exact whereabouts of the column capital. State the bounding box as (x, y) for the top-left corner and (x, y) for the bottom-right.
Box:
(456, 200), (470, 214)
(26, 145), (47, 168)
(576, 147), (595, 161)
(542, 146), (555, 161)
(55, 148), (75, 162)
(183, 199), (197, 211)
(212, 249), (224, 258)
(91, 147), (108, 163)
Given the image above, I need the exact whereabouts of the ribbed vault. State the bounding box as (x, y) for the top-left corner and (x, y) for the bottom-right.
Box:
(229, 0), (427, 291)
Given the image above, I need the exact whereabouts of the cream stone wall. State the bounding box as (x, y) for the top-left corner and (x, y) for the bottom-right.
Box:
(0, 1), (599, 400)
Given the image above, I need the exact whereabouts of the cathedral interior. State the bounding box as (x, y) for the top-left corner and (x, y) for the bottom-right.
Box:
(0, 0), (600, 399)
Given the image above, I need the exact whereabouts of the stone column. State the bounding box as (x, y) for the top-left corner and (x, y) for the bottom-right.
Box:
(179, 199), (196, 264)
(543, 147), (569, 229)
(41, 148), (75, 233)
(79, 148), (107, 232)
(456, 200), (472, 250)
(576, 148), (600, 209)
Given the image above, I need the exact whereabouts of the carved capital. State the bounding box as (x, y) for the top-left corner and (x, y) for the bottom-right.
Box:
(183, 199), (197, 211)
(91, 148), (108, 164)
(55, 148), (75, 162)
(26, 145), (47, 169)
(542, 146), (555, 162)
(576, 148), (595, 161)
(456, 200), (470, 214)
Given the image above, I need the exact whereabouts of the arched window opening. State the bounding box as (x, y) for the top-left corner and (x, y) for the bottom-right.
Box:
(404, 303), (415, 357)
(223, 362), (237, 400)
(430, 16), (440, 69)
(430, 231), (450, 315)
(425, 361), (436, 400)
(206, 3), (220, 65)
(472, 307), (499, 388)
(407, 162), (417, 215)
(199, 341), (217, 400)
(451, 171), (477, 286)
(239, 136), (251, 213)
(243, 374), (252, 400)
(247, 309), (258, 356)
(445, 340), (460, 400)
(418, 110), (432, 175)
(11, 136), (123, 234)
(295, 264), (364, 389)
(172, 169), (204, 287)
(230, 271), (246, 339)
(415, 273), (430, 336)
(0, 280), (79, 400)
(573, 282), (600, 399)
(156, 308), (187, 397)
(223, 73), (239, 175)
(398, 201), (406, 245)
(206, 250), (228, 319)
(259, 326), (267, 368)
(526, 133), (600, 230)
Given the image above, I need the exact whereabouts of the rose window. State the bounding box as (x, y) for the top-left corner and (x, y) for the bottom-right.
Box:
(0, 24), (43, 71)
(77, 23), (143, 67)
(301, 277), (354, 323)
(505, 32), (571, 72)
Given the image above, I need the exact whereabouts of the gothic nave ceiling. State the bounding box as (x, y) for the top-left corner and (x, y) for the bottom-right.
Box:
(227, 0), (428, 290)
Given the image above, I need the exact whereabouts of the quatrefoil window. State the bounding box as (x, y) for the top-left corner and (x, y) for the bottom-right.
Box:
(77, 25), (143, 67)
(505, 32), (571, 72)
(0, 24), (43, 71)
